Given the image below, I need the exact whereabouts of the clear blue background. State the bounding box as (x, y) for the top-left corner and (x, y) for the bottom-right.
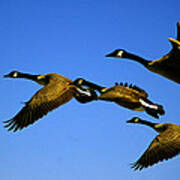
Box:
(1, 0), (180, 179)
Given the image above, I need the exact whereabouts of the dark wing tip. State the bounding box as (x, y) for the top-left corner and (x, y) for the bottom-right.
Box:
(130, 162), (144, 171)
(3, 119), (21, 132)
(133, 85), (145, 93)
(117, 82), (146, 94)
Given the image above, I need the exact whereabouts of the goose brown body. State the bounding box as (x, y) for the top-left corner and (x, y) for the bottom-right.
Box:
(147, 37), (180, 83)
(106, 21), (180, 84)
(4, 71), (96, 132)
(98, 83), (148, 110)
(127, 117), (180, 170)
(76, 79), (165, 118)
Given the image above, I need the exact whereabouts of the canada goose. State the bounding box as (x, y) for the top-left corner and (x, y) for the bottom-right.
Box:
(74, 78), (165, 118)
(127, 117), (180, 170)
(106, 21), (180, 84)
(3, 71), (97, 132)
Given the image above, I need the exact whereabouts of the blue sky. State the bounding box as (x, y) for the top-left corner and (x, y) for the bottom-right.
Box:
(1, 0), (180, 179)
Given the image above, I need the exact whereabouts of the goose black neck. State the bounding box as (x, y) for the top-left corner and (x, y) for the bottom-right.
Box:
(137, 119), (158, 129)
(17, 72), (39, 81)
(125, 52), (150, 67)
(83, 80), (105, 93)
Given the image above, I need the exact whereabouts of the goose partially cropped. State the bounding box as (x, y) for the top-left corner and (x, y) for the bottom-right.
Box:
(127, 117), (180, 170)
(106, 21), (180, 84)
(3, 71), (97, 132)
(74, 78), (165, 118)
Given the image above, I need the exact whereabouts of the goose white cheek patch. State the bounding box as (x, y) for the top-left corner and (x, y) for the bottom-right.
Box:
(117, 51), (124, 57)
(13, 72), (18, 77)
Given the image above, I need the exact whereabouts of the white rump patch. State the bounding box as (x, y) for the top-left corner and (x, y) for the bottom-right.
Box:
(139, 99), (158, 110)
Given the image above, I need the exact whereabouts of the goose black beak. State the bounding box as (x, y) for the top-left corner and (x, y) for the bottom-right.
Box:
(105, 52), (114, 57)
(126, 117), (139, 123)
(3, 74), (10, 78)
(126, 119), (134, 123)
(126, 117), (140, 123)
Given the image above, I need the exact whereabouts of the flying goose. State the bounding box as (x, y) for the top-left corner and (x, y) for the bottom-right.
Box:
(3, 71), (97, 132)
(127, 117), (180, 170)
(106, 21), (180, 84)
(74, 78), (165, 118)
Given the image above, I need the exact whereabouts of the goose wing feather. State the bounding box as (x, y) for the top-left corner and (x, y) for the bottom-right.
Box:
(150, 49), (180, 67)
(131, 127), (180, 170)
(4, 81), (75, 132)
(150, 21), (180, 68)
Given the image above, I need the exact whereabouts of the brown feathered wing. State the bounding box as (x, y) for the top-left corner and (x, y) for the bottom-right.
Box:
(131, 128), (180, 170)
(4, 82), (75, 132)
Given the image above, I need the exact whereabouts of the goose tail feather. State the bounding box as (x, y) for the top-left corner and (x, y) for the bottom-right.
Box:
(139, 98), (165, 118)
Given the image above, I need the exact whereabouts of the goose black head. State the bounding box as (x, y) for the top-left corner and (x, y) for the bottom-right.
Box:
(105, 49), (128, 58)
(4, 71), (20, 78)
(127, 117), (158, 130)
(73, 78), (86, 86)
(126, 117), (140, 124)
